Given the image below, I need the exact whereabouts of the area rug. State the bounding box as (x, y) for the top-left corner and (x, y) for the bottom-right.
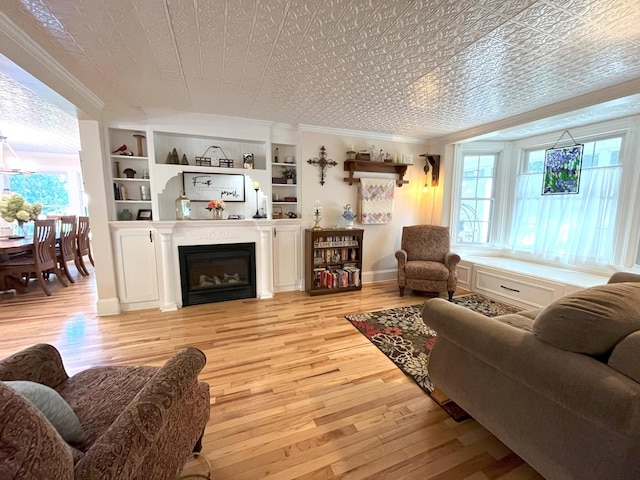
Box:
(345, 294), (521, 421)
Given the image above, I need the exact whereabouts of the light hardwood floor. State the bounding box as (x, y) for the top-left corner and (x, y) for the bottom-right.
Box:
(0, 266), (543, 480)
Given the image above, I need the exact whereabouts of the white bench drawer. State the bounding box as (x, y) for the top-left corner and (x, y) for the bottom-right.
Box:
(473, 267), (565, 309)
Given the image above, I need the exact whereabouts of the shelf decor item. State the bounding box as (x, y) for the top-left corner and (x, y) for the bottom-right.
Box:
(252, 181), (262, 219)
(132, 134), (146, 157)
(312, 200), (322, 230)
(243, 153), (254, 169)
(140, 185), (151, 201)
(342, 204), (356, 229)
(175, 191), (191, 220)
(123, 168), (136, 178)
(307, 145), (337, 185)
(283, 166), (296, 184)
(206, 199), (225, 220)
(118, 208), (133, 221)
(136, 209), (152, 220)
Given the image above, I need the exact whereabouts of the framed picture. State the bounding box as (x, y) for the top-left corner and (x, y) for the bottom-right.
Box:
(137, 209), (152, 220)
(243, 153), (254, 169)
(182, 172), (246, 202)
(542, 144), (584, 195)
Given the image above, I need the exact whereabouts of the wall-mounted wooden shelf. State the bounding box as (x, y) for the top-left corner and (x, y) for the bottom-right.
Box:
(343, 159), (411, 187)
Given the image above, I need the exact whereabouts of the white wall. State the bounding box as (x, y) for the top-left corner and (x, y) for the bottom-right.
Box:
(299, 130), (431, 281)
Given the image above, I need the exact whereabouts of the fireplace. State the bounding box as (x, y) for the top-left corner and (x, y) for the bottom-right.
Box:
(179, 243), (256, 306)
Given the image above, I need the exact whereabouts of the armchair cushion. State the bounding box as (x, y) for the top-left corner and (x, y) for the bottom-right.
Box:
(405, 261), (449, 280)
(3, 380), (85, 445)
(533, 282), (640, 355)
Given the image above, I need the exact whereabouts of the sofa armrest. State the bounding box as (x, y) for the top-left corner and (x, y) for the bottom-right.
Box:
(608, 272), (640, 284)
(74, 348), (208, 478)
(0, 343), (69, 389)
(423, 298), (640, 436)
(395, 249), (407, 266)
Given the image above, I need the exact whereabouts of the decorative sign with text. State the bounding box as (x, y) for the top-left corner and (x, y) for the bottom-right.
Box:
(183, 172), (246, 202)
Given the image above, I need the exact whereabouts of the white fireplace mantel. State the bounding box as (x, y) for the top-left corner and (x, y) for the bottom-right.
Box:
(109, 219), (301, 312)
(154, 220), (275, 311)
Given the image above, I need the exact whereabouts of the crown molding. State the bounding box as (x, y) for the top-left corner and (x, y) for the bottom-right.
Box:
(0, 12), (104, 119)
(298, 124), (426, 144)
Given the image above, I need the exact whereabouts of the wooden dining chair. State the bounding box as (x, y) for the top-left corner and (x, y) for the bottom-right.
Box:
(75, 216), (95, 276)
(56, 215), (77, 283)
(0, 219), (68, 296)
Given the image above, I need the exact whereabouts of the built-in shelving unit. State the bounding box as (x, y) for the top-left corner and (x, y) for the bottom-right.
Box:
(108, 129), (151, 221)
(305, 228), (363, 295)
(271, 143), (299, 219)
(343, 159), (412, 187)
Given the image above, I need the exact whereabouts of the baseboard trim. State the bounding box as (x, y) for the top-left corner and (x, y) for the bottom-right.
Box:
(96, 297), (121, 316)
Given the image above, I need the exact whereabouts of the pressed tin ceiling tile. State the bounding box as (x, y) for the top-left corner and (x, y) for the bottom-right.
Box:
(0, 0), (639, 148)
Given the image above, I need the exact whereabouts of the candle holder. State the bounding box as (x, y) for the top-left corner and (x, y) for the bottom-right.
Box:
(253, 187), (261, 219)
(312, 200), (322, 230)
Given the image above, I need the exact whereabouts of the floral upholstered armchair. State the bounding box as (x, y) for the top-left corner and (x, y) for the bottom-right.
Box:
(395, 225), (460, 300)
(0, 344), (210, 479)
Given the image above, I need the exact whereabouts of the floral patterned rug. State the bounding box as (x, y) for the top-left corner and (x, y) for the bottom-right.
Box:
(346, 294), (521, 421)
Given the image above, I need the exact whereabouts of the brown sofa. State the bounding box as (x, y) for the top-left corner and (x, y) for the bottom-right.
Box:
(0, 344), (210, 479)
(423, 272), (640, 480)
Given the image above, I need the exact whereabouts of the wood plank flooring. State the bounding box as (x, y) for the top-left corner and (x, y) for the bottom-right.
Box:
(0, 266), (542, 479)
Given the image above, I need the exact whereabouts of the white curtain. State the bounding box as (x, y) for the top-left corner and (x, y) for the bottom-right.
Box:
(508, 166), (621, 266)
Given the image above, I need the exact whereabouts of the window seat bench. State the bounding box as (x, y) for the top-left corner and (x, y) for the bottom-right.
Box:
(457, 256), (611, 309)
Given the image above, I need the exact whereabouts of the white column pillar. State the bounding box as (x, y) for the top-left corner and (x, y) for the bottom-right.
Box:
(158, 230), (178, 311)
(257, 224), (274, 299)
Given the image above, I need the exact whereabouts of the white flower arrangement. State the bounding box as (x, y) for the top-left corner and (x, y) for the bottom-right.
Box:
(0, 193), (42, 225)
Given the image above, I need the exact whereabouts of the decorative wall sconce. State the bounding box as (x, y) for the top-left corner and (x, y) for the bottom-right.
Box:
(419, 154), (440, 192)
(307, 146), (337, 185)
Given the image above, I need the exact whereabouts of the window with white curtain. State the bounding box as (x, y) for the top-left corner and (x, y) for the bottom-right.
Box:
(508, 136), (623, 266)
(453, 153), (497, 244)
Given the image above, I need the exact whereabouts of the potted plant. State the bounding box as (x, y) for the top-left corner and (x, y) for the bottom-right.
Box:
(282, 167), (296, 184)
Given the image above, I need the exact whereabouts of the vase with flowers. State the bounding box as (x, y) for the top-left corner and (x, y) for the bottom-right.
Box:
(206, 199), (225, 220)
(342, 203), (356, 229)
(0, 192), (42, 238)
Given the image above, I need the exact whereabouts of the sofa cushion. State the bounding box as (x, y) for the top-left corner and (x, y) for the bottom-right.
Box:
(3, 380), (85, 445)
(532, 282), (640, 355)
(608, 331), (640, 383)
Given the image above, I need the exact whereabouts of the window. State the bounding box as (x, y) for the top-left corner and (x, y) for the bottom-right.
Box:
(454, 153), (497, 244)
(509, 136), (623, 266)
(8, 172), (71, 216)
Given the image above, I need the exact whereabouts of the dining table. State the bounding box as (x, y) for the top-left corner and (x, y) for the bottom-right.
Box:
(0, 235), (36, 293)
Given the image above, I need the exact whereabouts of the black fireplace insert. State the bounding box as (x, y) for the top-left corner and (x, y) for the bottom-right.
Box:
(179, 242), (256, 306)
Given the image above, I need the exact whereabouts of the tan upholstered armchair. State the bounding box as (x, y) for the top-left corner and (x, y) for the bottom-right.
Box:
(395, 225), (460, 300)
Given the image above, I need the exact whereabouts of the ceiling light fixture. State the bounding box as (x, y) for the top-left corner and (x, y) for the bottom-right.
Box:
(0, 132), (34, 175)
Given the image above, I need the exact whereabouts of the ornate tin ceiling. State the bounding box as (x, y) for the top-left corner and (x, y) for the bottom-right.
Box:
(1, 0), (640, 149)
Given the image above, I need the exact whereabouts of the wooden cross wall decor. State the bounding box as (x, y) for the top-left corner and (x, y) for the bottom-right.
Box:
(307, 146), (337, 186)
